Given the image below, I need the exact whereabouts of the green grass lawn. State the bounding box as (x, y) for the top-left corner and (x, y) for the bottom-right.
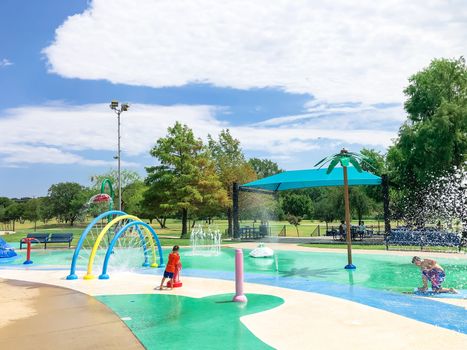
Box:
(0, 217), (400, 249)
(2, 217), (393, 236)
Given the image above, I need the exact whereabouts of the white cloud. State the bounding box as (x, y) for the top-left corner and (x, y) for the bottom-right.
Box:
(0, 103), (222, 166)
(0, 58), (13, 67)
(44, 0), (467, 104)
(255, 102), (404, 130)
(0, 102), (397, 167)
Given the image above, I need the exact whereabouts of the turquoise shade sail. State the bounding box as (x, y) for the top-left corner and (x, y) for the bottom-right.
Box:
(242, 167), (381, 191)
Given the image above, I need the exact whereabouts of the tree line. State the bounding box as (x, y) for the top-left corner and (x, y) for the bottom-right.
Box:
(1, 57), (465, 236)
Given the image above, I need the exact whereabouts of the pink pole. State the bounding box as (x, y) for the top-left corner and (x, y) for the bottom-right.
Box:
(233, 248), (247, 302)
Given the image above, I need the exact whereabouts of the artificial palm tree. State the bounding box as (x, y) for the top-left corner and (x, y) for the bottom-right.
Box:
(315, 148), (369, 269)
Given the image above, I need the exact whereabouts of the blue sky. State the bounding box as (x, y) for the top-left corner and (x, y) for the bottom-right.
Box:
(1, 0), (465, 197)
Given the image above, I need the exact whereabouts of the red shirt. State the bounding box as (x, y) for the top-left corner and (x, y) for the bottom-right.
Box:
(165, 252), (180, 273)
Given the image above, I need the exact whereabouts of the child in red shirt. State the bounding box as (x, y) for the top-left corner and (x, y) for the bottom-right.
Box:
(159, 245), (180, 290)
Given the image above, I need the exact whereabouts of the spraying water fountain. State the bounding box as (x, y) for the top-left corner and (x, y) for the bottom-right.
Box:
(190, 224), (222, 256)
(67, 210), (164, 280)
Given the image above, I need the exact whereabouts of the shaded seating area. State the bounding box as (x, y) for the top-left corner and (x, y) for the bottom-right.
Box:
(327, 225), (373, 241)
(385, 228), (463, 252)
(20, 233), (73, 249)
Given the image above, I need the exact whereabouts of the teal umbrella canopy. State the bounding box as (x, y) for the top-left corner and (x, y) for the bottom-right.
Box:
(242, 167), (381, 191)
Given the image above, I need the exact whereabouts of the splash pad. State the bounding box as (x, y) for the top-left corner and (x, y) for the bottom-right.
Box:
(67, 210), (164, 280)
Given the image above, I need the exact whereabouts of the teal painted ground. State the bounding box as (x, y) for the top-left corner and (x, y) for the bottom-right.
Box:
(2, 247), (466, 292)
(97, 293), (284, 350)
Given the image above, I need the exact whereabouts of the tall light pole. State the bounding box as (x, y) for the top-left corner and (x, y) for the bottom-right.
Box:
(109, 100), (129, 211)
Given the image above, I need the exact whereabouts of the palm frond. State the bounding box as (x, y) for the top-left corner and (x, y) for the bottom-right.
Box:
(314, 156), (330, 168)
(348, 157), (363, 172)
(315, 154), (337, 168)
(326, 158), (341, 174)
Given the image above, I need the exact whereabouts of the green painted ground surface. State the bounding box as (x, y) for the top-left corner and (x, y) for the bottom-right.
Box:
(2, 247), (466, 292)
(96, 293), (284, 350)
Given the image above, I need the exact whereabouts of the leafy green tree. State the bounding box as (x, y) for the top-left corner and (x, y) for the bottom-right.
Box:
(281, 193), (313, 219)
(208, 129), (256, 234)
(248, 158), (283, 179)
(0, 197), (12, 208)
(0, 197), (12, 228)
(123, 180), (147, 217)
(350, 187), (373, 224)
(146, 122), (227, 237)
(47, 182), (88, 226)
(4, 202), (24, 231)
(38, 197), (54, 224)
(360, 148), (386, 203)
(313, 195), (338, 231)
(388, 57), (467, 189)
(404, 57), (467, 123)
(23, 198), (41, 231)
(142, 173), (175, 228)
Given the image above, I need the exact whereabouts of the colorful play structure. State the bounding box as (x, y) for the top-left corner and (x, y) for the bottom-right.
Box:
(87, 178), (114, 219)
(167, 264), (183, 288)
(67, 210), (164, 280)
(0, 237), (17, 261)
(21, 237), (38, 264)
(233, 248), (247, 302)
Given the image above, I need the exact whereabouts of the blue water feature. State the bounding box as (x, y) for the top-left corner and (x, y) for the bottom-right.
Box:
(0, 237), (17, 259)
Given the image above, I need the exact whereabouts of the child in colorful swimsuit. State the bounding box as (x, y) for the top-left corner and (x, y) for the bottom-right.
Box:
(411, 256), (457, 293)
(159, 245), (181, 290)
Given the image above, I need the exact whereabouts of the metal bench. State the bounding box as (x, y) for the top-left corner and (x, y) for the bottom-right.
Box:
(385, 229), (463, 252)
(45, 233), (74, 249)
(239, 225), (269, 240)
(20, 233), (49, 249)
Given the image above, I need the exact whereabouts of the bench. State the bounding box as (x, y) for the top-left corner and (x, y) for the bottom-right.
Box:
(44, 233), (73, 249)
(385, 229), (463, 252)
(20, 233), (49, 249)
(239, 226), (269, 240)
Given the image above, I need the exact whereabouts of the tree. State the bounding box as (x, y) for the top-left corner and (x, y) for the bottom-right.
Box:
(4, 202), (24, 231)
(248, 158), (283, 179)
(23, 198), (41, 231)
(315, 149), (369, 269)
(146, 122), (227, 237)
(142, 173), (175, 228)
(38, 197), (54, 224)
(281, 193), (313, 219)
(47, 182), (87, 226)
(123, 180), (147, 217)
(350, 188), (373, 224)
(0, 197), (12, 208)
(208, 129), (256, 235)
(0, 197), (12, 229)
(313, 188), (344, 230)
(388, 57), (467, 190)
(360, 148), (386, 203)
